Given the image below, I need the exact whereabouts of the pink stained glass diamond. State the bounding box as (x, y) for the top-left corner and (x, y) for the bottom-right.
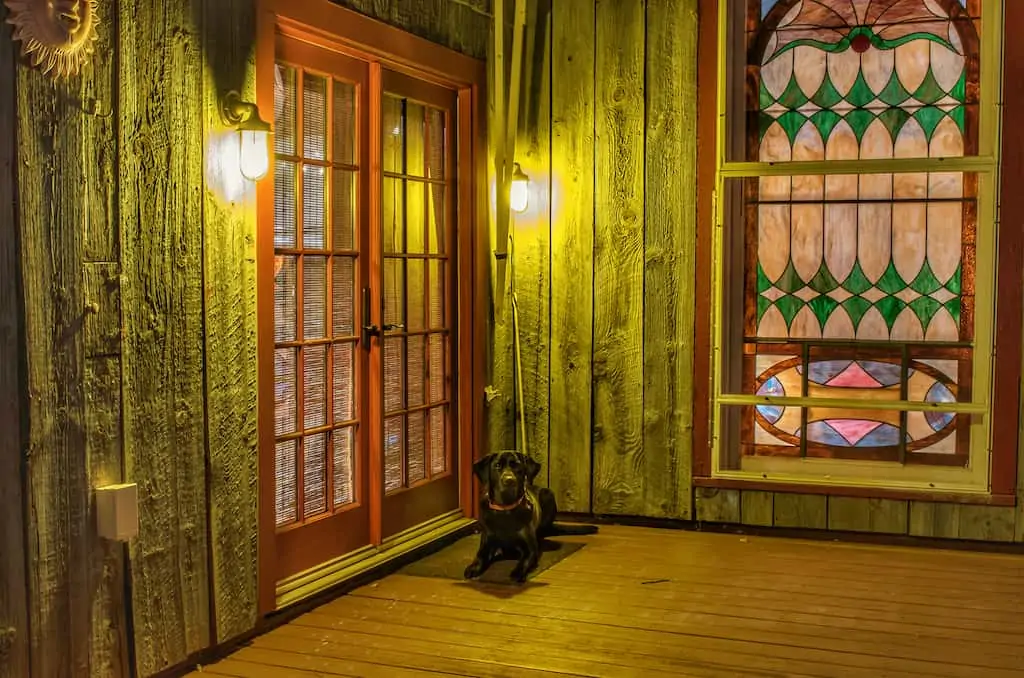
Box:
(827, 419), (883, 446)
(827, 362), (884, 388)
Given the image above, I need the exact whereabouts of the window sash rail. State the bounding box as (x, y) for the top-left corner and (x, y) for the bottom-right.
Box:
(715, 394), (988, 414)
(718, 156), (998, 179)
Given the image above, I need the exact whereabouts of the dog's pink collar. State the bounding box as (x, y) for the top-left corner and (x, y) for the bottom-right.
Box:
(487, 495), (525, 511)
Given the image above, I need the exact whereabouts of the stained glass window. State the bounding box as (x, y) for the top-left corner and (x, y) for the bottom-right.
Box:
(740, 0), (980, 465)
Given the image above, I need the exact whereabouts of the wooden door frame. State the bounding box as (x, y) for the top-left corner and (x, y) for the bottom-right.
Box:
(254, 0), (487, 615)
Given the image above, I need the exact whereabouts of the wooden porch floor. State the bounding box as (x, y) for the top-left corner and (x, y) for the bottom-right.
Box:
(189, 524), (1024, 677)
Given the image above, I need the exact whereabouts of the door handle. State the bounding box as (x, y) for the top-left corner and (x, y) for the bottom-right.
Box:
(361, 287), (377, 347)
(383, 323), (405, 332)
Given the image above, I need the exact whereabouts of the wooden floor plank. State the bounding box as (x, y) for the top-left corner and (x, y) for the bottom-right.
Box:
(197, 525), (1024, 678)
(337, 582), (1024, 664)
(291, 608), (791, 678)
(187, 657), (348, 677)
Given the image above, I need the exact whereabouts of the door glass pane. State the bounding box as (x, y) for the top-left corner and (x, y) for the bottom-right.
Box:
(303, 432), (328, 518)
(382, 178), (404, 253)
(333, 170), (357, 250)
(274, 61), (363, 526)
(333, 80), (356, 166)
(430, 406), (446, 475)
(332, 256), (355, 336)
(302, 165), (327, 249)
(406, 335), (426, 408)
(407, 410), (426, 484)
(303, 74), (327, 161)
(303, 256), (327, 339)
(333, 427), (355, 506)
(384, 416), (404, 492)
(274, 161), (297, 248)
(381, 88), (455, 492)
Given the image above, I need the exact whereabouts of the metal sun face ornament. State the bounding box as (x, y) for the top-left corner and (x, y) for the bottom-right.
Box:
(4, 0), (99, 79)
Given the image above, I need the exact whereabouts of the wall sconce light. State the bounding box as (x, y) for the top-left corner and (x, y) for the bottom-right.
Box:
(221, 90), (272, 181)
(510, 162), (530, 213)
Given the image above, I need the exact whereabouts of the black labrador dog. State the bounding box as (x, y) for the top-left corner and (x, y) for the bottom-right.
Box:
(464, 450), (597, 583)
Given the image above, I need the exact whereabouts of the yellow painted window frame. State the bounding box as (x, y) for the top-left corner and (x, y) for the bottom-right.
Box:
(709, 0), (1005, 494)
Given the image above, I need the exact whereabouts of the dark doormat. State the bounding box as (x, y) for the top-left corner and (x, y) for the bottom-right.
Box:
(398, 533), (585, 584)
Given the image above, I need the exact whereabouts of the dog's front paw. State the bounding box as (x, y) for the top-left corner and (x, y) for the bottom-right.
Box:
(464, 561), (484, 579)
(510, 564), (529, 583)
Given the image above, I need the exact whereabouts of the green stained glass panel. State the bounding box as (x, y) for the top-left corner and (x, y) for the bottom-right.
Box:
(757, 293), (773, 322)
(811, 76), (844, 109)
(876, 262), (907, 296)
(912, 69), (948, 106)
(945, 266), (962, 295)
(808, 261), (840, 294)
(841, 296), (873, 328)
(756, 263), (773, 294)
(842, 263), (874, 296)
(909, 296), (943, 328)
(944, 298), (962, 325)
(875, 296), (907, 330)
(776, 111), (808, 145)
(809, 110), (842, 143)
(778, 74), (810, 109)
(909, 262), (943, 296)
(878, 71), (911, 107)
(877, 108), (911, 142)
(774, 294), (804, 327)
(913, 106), (947, 140)
(774, 260), (805, 294)
(808, 295), (839, 328)
(845, 71), (876, 109)
(845, 109), (876, 142)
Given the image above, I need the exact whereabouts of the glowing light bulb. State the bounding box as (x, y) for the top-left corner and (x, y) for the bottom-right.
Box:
(510, 162), (529, 213)
(239, 129), (269, 181)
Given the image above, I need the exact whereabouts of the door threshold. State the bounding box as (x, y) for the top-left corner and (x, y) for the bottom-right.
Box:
(275, 509), (472, 609)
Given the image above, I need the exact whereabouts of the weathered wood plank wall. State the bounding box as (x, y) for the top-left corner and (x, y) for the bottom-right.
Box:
(4, 1), (490, 676)
(200, 0), (261, 646)
(695, 488), (1019, 542)
(14, 0), (131, 672)
(120, 0), (213, 670)
(0, 12), (29, 678)
(496, 0), (699, 520)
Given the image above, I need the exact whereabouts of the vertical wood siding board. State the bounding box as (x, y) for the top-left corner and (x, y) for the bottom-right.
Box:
(119, 0), (211, 673)
(200, 0), (260, 644)
(84, 357), (131, 677)
(0, 8), (29, 676)
(80, 1), (130, 672)
(15, 55), (100, 678)
(772, 493), (827, 529)
(642, 0), (698, 519)
(592, 0), (646, 516)
(486, 1), (514, 456)
(740, 490), (773, 526)
(643, 0), (671, 519)
(548, 0), (596, 512)
(515, 0), (552, 479)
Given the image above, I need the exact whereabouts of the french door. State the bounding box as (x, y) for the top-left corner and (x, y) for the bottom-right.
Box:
(267, 34), (461, 582)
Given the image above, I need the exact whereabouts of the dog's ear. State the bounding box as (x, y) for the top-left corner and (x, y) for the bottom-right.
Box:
(472, 454), (495, 485)
(522, 454), (541, 483)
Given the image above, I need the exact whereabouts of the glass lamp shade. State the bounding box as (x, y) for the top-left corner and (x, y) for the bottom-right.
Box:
(239, 128), (270, 181)
(509, 163), (529, 213)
